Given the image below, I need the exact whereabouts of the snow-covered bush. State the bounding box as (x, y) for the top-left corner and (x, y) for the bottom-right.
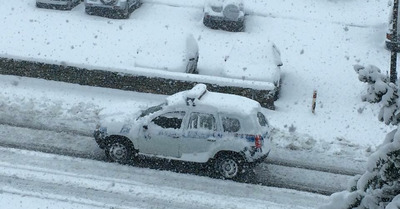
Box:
(354, 65), (400, 125)
(320, 65), (400, 209)
(354, 65), (390, 103)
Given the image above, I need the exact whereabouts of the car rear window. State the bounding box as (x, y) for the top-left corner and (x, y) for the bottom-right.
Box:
(222, 117), (240, 133)
(257, 112), (268, 127)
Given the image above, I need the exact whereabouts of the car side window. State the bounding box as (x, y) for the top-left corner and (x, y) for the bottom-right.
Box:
(221, 117), (240, 133)
(151, 111), (185, 129)
(187, 112), (216, 131)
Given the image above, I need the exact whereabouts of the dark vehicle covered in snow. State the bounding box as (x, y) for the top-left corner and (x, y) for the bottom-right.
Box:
(84, 0), (141, 19)
(36, 0), (81, 10)
(203, 0), (245, 32)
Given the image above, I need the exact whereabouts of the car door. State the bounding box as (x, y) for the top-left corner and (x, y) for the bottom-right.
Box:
(138, 111), (185, 158)
(181, 112), (219, 159)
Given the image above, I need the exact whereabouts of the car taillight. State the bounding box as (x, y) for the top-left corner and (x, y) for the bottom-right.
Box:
(255, 135), (262, 148)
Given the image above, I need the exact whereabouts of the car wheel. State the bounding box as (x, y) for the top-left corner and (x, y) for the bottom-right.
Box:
(214, 153), (244, 179)
(105, 137), (134, 164)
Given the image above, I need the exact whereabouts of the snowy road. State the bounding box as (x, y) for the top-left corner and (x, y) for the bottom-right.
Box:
(0, 124), (352, 195)
(0, 146), (328, 209)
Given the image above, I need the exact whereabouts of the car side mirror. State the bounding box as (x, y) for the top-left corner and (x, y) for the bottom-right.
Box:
(143, 125), (148, 130)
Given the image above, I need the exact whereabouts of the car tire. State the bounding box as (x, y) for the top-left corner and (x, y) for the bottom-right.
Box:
(214, 153), (244, 179)
(105, 137), (135, 164)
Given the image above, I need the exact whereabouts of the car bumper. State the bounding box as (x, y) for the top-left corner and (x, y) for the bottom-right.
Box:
(252, 150), (270, 164)
(94, 129), (107, 149)
(85, 3), (128, 18)
(203, 15), (244, 32)
(37, 0), (71, 5)
(243, 146), (271, 165)
(85, 1), (127, 9)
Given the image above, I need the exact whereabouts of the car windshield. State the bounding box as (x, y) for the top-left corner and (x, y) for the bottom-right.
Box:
(138, 103), (165, 118)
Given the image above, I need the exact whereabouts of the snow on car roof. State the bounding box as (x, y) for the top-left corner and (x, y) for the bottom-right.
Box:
(166, 84), (261, 115)
(223, 42), (282, 83)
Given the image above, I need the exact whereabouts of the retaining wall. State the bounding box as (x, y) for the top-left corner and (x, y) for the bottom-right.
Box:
(0, 57), (276, 109)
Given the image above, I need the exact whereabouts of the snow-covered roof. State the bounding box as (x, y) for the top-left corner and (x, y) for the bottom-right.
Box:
(166, 84), (261, 115)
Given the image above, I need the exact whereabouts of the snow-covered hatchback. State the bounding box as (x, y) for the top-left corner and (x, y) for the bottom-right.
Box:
(84, 0), (141, 19)
(36, 0), (81, 10)
(94, 84), (272, 179)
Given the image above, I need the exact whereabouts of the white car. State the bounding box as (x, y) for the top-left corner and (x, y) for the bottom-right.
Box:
(36, 0), (81, 10)
(94, 84), (272, 179)
(84, 0), (141, 19)
(203, 0), (245, 32)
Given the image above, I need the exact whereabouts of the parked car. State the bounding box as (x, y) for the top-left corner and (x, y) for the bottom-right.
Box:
(203, 0), (245, 32)
(221, 42), (283, 100)
(36, 0), (81, 10)
(84, 0), (141, 19)
(94, 84), (272, 179)
(386, 2), (400, 51)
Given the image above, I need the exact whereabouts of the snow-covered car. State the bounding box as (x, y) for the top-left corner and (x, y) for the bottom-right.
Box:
(223, 43), (283, 99)
(36, 0), (81, 10)
(84, 0), (141, 19)
(94, 84), (272, 179)
(203, 0), (245, 32)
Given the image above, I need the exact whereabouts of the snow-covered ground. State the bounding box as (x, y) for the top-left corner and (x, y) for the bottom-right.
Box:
(0, 0), (396, 208)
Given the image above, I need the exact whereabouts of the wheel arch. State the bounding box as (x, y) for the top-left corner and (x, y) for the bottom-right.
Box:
(213, 150), (246, 163)
(106, 135), (136, 150)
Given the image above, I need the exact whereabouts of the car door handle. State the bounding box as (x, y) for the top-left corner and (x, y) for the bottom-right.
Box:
(207, 138), (216, 142)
